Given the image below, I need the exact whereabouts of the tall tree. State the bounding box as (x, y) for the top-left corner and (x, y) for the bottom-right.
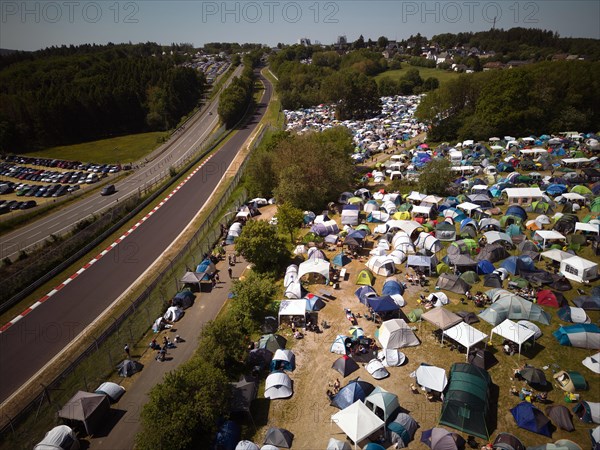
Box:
(230, 271), (277, 329)
(234, 220), (289, 274)
(417, 159), (454, 196)
(276, 202), (305, 242)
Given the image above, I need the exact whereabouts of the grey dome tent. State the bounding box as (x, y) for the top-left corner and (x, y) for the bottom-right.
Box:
(477, 243), (509, 263)
(117, 359), (143, 377)
(387, 413), (418, 448)
(436, 273), (471, 295)
(492, 432), (524, 450)
(58, 391), (110, 436)
(439, 363), (491, 440)
(545, 405), (575, 431)
(420, 427), (465, 450)
(332, 355), (360, 377)
(468, 349), (498, 370)
(235, 441), (259, 450)
(435, 222), (457, 242)
(263, 427), (294, 448)
(34, 425), (80, 450)
(94, 382), (125, 403)
(479, 289), (551, 325)
(326, 438), (351, 450)
(259, 334), (287, 353)
(365, 386), (400, 422)
(483, 273), (503, 288)
(231, 375), (258, 414)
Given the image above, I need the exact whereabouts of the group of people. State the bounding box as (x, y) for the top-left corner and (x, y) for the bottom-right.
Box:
(326, 378), (341, 400)
(150, 334), (182, 362)
(465, 290), (492, 308)
(406, 270), (428, 286)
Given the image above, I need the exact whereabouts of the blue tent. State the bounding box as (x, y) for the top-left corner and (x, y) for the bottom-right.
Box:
(331, 379), (375, 409)
(214, 420), (241, 450)
(506, 224), (522, 237)
(305, 294), (326, 311)
(332, 252), (352, 267)
(511, 402), (552, 437)
(500, 256), (535, 275)
(460, 218), (478, 234)
(355, 286), (377, 305)
(506, 205), (528, 221)
(347, 229), (367, 240)
(546, 184), (567, 196)
(195, 259), (214, 280)
(382, 279), (405, 296)
(368, 296), (400, 313)
(477, 260), (495, 275)
(553, 324), (600, 349)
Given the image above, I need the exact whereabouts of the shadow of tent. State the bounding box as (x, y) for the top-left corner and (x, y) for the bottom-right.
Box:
(92, 408), (127, 438)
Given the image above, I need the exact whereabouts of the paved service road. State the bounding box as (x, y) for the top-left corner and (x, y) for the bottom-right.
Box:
(0, 72), (272, 404)
(0, 65), (243, 262)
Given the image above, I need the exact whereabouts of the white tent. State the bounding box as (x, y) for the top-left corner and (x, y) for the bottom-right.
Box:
(490, 319), (535, 355)
(34, 425), (80, 450)
(366, 255), (396, 276)
(284, 281), (302, 299)
(426, 292), (449, 308)
(517, 320), (542, 339)
(457, 202), (482, 217)
(163, 306), (184, 322)
(236, 441), (260, 450)
(342, 208), (360, 226)
(388, 249), (407, 265)
(277, 300), (306, 324)
(582, 352), (600, 374)
(414, 364), (448, 392)
(443, 322), (488, 361)
(297, 259), (330, 283)
(504, 187), (544, 205)
(533, 230), (567, 249)
(407, 191), (426, 203)
(377, 349), (405, 367)
(365, 359), (390, 379)
(415, 232), (442, 253)
(576, 222), (599, 234)
(560, 255), (598, 283)
(540, 249), (575, 264)
(264, 372), (293, 399)
(411, 205), (433, 218)
(331, 400), (385, 448)
(326, 438), (351, 450)
(330, 335), (351, 355)
(377, 319), (420, 349)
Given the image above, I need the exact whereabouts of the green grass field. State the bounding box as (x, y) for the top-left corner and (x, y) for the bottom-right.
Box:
(376, 65), (463, 86)
(24, 131), (167, 165)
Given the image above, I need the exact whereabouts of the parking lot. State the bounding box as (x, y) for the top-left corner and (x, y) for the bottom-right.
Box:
(0, 156), (122, 215)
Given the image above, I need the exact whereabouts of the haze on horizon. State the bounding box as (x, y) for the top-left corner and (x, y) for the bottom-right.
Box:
(1, 1), (599, 51)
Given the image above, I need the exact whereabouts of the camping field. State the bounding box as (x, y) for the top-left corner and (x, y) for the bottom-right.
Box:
(246, 154), (599, 448)
(375, 66), (464, 86)
(22, 131), (167, 165)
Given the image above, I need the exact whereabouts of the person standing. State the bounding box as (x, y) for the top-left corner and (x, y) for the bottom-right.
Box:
(124, 343), (130, 358)
(228, 265), (233, 279)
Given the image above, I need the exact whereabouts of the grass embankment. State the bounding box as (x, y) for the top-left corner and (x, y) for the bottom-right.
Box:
(24, 131), (167, 165)
(376, 65), (463, 86)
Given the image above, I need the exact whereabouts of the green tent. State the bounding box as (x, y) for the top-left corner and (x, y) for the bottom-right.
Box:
(439, 363), (491, 440)
(571, 185), (592, 196)
(356, 269), (375, 286)
(511, 277), (529, 288)
(347, 197), (364, 205)
(500, 215), (523, 228)
(356, 224), (371, 234)
(437, 262), (451, 274)
(460, 271), (480, 285)
(590, 198), (600, 213)
(407, 308), (423, 323)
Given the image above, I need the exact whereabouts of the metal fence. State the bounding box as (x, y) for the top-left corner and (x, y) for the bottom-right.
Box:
(0, 122), (266, 447)
(0, 125), (228, 313)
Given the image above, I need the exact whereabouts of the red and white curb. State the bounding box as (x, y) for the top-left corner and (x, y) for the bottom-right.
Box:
(0, 155), (214, 334)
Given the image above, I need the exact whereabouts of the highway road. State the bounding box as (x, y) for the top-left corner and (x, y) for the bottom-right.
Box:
(0, 64), (243, 262)
(0, 72), (272, 404)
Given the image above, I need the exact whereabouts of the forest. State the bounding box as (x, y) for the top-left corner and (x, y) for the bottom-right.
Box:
(0, 43), (206, 151)
(415, 60), (600, 141)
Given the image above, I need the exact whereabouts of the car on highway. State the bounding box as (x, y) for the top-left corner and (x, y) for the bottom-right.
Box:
(100, 184), (116, 196)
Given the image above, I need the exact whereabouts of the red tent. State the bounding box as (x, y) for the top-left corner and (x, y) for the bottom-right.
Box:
(537, 290), (559, 308)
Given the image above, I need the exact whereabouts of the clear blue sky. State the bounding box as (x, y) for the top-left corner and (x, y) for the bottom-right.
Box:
(1, 1), (599, 51)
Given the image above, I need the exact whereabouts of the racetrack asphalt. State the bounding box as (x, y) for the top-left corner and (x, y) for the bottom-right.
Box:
(0, 73), (272, 405)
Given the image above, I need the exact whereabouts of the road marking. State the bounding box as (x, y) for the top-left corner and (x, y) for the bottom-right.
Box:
(0, 153), (215, 334)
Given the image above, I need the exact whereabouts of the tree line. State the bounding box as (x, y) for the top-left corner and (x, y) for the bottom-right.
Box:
(245, 127), (356, 211)
(0, 43), (206, 151)
(217, 52), (261, 128)
(415, 60), (600, 141)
